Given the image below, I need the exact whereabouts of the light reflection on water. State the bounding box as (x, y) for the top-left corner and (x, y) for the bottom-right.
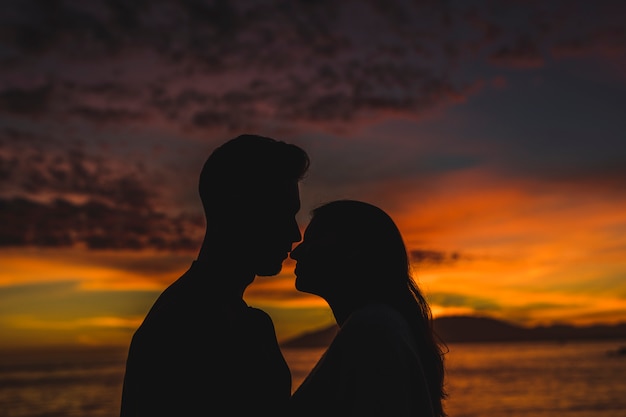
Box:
(1, 340), (625, 417)
(0, 347), (127, 417)
(442, 341), (626, 417)
(285, 341), (626, 417)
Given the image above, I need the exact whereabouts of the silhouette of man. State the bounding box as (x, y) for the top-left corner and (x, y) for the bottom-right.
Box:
(120, 134), (309, 417)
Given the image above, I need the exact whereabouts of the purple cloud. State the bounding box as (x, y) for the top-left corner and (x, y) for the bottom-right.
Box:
(0, 0), (464, 132)
(1, 0), (622, 135)
(0, 195), (203, 250)
(0, 128), (204, 250)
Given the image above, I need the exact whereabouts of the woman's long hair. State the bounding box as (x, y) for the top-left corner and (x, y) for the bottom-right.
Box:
(311, 200), (447, 417)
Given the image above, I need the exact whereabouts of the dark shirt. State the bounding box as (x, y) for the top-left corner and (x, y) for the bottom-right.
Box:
(120, 261), (292, 416)
(290, 304), (434, 417)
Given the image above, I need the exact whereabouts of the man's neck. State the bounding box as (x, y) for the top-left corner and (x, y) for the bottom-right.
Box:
(193, 248), (255, 298)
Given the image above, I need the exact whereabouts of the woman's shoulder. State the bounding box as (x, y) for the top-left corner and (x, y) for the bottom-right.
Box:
(341, 304), (411, 340)
(333, 304), (419, 365)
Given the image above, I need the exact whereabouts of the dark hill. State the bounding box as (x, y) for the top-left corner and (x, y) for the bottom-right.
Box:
(434, 315), (533, 343)
(281, 315), (626, 348)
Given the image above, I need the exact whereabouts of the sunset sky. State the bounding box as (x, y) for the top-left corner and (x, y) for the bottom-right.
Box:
(1, 0), (625, 349)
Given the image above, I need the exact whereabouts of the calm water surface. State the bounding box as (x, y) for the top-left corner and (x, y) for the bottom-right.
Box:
(1, 340), (625, 417)
(439, 341), (626, 417)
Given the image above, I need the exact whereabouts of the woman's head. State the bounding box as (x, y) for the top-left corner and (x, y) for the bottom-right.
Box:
(290, 200), (411, 302)
(290, 199), (447, 416)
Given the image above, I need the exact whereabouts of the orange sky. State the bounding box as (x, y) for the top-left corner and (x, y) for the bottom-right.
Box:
(2, 165), (625, 348)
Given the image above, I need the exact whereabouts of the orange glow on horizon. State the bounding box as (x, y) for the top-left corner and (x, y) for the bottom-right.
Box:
(2, 168), (626, 348)
(0, 248), (193, 290)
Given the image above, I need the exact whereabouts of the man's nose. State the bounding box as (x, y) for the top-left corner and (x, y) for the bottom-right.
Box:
(290, 219), (302, 243)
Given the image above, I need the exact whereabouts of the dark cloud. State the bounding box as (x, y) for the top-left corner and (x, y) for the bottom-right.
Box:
(69, 105), (146, 124)
(489, 35), (544, 69)
(0, 196), (203, 250)
(1, 0), (622, 134)
(0, 129), (204, 250)
(427, 291), (501, 312)
(410, 249), (466, 266)
(0, 0), (462, 132)
(0, 83), (52, 115)
(1, 135), (151, 207)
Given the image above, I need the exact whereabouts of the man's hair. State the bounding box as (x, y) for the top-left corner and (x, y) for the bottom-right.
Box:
(199, 134), (310, 216)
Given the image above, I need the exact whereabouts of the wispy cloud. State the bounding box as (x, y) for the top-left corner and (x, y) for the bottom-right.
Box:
(427, 291), (501, 312)
(410, 249), (467, 266)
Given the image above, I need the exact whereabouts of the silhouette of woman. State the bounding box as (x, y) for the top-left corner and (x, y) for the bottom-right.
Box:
(289, 200), (447, 417)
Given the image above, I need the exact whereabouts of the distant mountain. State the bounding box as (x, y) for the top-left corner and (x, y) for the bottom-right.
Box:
(434, 316), (532, 343)
(281, 315), (626, 348)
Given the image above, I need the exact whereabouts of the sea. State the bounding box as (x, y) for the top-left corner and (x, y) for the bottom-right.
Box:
(1, 340), (625, 417)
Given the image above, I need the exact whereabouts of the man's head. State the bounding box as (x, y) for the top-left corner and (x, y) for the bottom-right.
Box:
(199, 134), (310, 276)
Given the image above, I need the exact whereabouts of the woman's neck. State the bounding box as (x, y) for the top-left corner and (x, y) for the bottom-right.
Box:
(327, 297), (369, 327)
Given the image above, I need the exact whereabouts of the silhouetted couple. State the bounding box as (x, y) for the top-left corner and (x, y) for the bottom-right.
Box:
(120, 134), (447, 417)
